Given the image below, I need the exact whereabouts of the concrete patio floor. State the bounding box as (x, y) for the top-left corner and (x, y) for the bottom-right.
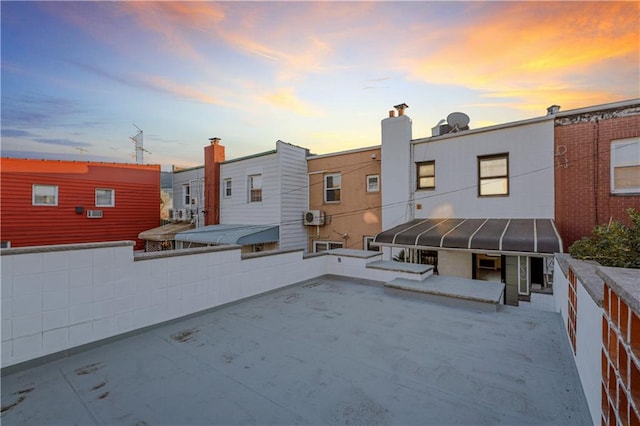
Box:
(1, 276), (590, 425)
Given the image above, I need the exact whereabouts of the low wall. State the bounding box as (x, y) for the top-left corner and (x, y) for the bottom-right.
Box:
(554, 254), (640, 426)
(1, 242), (325, 369)
(599, 267), (640, 426)
(1, 244), (425, 370)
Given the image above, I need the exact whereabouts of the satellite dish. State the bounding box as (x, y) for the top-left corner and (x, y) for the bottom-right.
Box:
(446, 112), (470, 131)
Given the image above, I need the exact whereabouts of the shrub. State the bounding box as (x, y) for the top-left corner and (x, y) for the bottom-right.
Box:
(569, 208), (640, 269)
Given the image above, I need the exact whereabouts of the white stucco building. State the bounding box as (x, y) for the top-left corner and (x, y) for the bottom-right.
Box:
(376, 104), (562, 306)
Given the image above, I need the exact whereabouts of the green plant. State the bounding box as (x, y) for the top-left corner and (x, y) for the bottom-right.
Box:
(569, 208), (640, 269)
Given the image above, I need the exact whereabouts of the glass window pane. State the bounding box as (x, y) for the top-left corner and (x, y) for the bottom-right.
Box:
(419, 177), (435, 188)
(614, 166), (640, 189)
(480, 158), (507, 177)
(612, 141), (640, 167)
(480, 177), (508, 195)
(419, 163), (434, 176)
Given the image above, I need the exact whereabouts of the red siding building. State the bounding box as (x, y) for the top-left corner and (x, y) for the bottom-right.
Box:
(554, 100), (640, 251)
(1, 158), (161, 251)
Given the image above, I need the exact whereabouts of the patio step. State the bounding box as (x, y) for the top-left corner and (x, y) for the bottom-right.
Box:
(384, 275), (505, 311)
(366, 260), (433, 281)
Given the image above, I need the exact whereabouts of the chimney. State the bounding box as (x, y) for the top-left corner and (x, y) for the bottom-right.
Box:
(204, 137), (225, 226)
(389, 110), (395, 118)
(394, 103), (409, 116)
(546, 105), (561, 115)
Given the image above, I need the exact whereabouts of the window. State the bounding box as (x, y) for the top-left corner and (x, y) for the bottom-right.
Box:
(95, 189), (115, 207)
(363, 236), (380, 252)
(324, 173), (341, 203)
(478, 154), (509, 196)
(249, 174), (262, 202)
(32, 184), (58, 206)
(1, 241), (10, 249)
(366, 175), (380, 192)
(314, 241), (343, 253)
(611, 138), (640, 194)
(182, 184), (190, 207)
(223, 179), (232, 198)
(417, 161), (435, 190)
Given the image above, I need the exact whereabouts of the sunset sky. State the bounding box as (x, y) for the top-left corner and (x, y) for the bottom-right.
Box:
(2, 1), (638, 169)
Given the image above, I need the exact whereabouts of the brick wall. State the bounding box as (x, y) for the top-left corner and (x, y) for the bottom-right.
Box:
(601, 270), (640, 426)
(554, 113), (640, 251)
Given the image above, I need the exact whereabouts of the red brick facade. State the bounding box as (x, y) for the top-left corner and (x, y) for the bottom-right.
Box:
(554, 108), (640, 251)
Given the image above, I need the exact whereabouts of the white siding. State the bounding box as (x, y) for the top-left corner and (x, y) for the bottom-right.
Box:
(277, 141), (308, 250)
(220, 152), (280, 226)
(219, 141), (309, 250)
(412, 120), (555, 219)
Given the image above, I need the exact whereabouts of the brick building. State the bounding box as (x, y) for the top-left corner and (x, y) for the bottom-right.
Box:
(554, 100), (640, 251)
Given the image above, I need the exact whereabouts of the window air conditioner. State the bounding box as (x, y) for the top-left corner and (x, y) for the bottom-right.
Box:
(303, 210), (324, 226)
(87, 210), (103, 218)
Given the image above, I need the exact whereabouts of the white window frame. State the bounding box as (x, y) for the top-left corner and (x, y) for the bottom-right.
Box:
(611, 138), (640, 194)
(313, 240), (343, 253)
(95, 188), (115, 207)
(248, 174), (262, 203)
(32, 184), (58, 206)
(223, 178), (232, 198)
(366, 175), (380, 192)
(324, 173), (341, 203)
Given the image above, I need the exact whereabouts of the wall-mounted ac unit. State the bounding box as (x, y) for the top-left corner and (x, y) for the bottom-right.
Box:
(173, 209), (188, 221)
(303, 210), (324, 226)
(87, 210), (103, 219)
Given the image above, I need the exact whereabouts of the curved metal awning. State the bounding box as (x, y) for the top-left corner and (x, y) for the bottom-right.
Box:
(373, 218), (563, 254)
(174, 224), (279, 246)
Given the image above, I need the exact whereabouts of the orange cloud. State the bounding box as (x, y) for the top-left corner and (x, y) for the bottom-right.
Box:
(260, 87), (323, 117)
(398, 2), (639, 110)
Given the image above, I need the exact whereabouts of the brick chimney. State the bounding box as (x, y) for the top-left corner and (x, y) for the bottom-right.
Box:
(204, 137), (225, 225)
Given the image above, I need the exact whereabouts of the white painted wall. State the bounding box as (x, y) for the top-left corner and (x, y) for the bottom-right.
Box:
(220, 151), (280, 225)
(381, 114), (412, 230)
(553, 258), (602, 426)
(1, 243), (325, 368)
(219, 142), (308, 250)
(277, 141), (309, 251)
(412, 120), (555, 219)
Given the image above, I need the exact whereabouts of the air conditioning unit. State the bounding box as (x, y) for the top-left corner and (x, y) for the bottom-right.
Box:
(173, 209), (188, 221)
(86, 210), (103, 218)
(303, 210), (324, 226)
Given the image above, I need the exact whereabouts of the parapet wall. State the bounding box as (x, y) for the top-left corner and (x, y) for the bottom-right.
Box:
(1, 243), (394, 370)
(554, 254), (640, 426)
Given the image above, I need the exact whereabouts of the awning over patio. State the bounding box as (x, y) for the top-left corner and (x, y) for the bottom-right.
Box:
(138, 222), (194, 242)
(174, 224), (279, 246)
(373, 218), (562, 254)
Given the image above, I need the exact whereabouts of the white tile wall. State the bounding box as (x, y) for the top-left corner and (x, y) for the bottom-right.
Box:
(1, 245), (327, 367)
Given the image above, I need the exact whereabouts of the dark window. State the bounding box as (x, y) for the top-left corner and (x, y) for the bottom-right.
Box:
(478, 154), (509, 196)
(417, 161), (435, 190)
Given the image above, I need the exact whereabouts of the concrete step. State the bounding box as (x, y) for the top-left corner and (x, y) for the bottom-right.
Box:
(385, 275), (505, 311)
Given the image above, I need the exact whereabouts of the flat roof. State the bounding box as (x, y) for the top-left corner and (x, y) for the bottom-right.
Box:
(0, 276), (590, 425)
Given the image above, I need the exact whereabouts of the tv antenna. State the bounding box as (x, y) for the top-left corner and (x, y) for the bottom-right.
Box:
(129, 124), (151, 164)
(74, 147), (88, 156)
